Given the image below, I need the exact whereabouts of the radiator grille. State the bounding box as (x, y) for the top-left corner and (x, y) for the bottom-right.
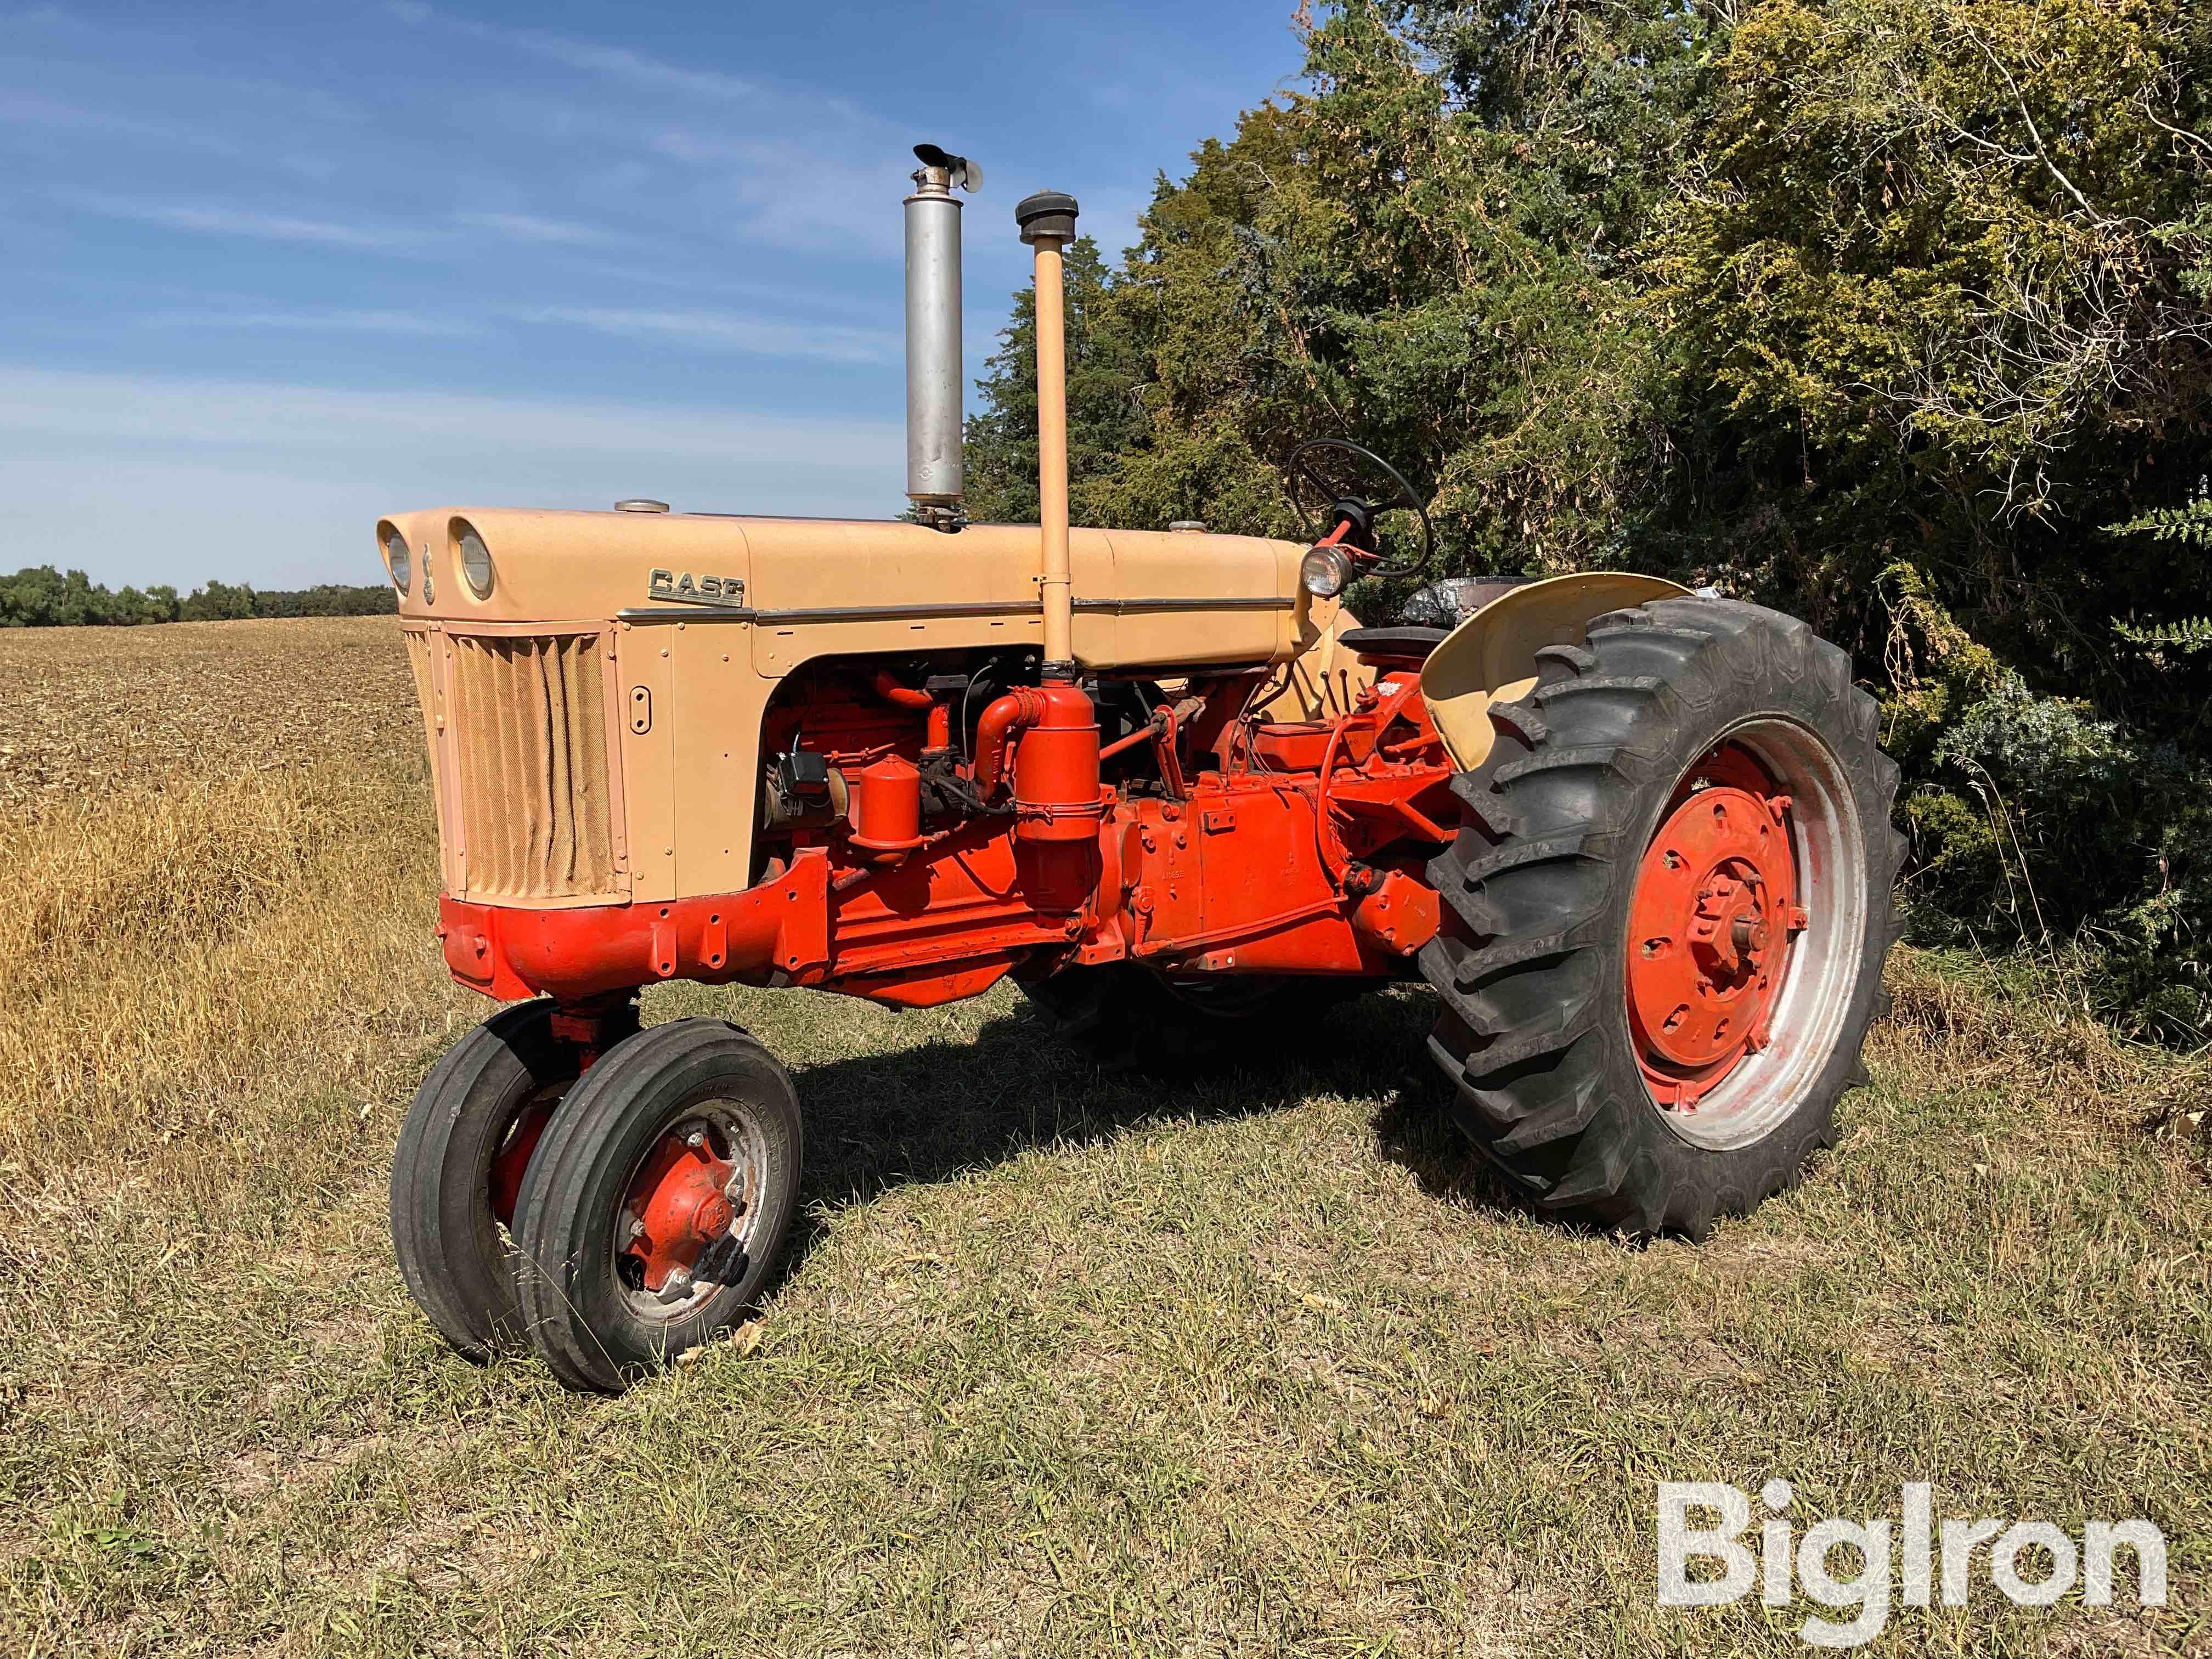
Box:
(446, 633), (618, 901)
(400, 628), (441, 759)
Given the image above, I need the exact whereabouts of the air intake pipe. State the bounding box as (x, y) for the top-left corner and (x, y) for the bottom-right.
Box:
(904, 143), (979, 533)
(1016, 188), (1080, 680)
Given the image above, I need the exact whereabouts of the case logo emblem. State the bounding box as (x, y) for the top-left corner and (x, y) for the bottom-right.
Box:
(646, 569), (746, 607)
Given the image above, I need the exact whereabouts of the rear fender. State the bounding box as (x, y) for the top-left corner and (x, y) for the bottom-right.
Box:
(1418, 573), (1689, 771)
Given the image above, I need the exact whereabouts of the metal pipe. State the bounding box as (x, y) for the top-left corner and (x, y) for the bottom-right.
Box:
(870, 668), (933, 709)
(972, 687), (1044, 795)
(1033, 240), (1071, 668)
(905, 148), (975, 532)
(1017, 190), (1080, 678)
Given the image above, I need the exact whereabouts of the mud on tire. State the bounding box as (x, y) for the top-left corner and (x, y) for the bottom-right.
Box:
(1417, 597), (1905, 1238)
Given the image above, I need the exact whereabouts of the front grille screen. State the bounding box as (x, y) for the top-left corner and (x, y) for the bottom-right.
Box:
(445, 633), (617, 901)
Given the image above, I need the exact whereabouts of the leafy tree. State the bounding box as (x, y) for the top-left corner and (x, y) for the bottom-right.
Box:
(178, 580), (257, 622)
(0, 568), (393, 625)
(962, 236), (1153, 526)
(962, 0), (2212, 1036)
(253, 584), (398, 618)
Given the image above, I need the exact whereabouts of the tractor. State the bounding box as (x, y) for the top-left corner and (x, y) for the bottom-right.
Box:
(385, 148), (1901, 1392)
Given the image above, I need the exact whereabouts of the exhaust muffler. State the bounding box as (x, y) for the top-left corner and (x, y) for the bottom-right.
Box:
(904, 143), (979, 533)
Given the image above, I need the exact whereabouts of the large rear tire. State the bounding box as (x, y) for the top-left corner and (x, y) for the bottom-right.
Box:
(511, 1019), (803, 1393)
(1418, 597), (1903, 1238)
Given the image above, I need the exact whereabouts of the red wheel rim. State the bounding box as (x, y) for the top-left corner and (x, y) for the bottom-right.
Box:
(1627, 744), (1808, 1111)
(617, 1117), (753, 1304)
(489, 1088), (562, 1229)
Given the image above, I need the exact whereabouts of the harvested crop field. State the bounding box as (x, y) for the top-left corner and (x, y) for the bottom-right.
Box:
(1, 617), (2206, 1657)
(0, 616), (420, 808)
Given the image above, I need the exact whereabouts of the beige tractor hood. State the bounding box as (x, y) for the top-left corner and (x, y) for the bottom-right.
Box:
(380, 509), (1317, 675)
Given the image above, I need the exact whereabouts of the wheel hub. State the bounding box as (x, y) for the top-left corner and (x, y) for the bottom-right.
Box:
(621, 1124), (744, 1297)
(1627, 753), (1802, 1108)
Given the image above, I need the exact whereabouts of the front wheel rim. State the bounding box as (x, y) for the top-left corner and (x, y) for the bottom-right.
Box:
(610, 1101), (769, 1322)
(1626, 720), (1870, 1152)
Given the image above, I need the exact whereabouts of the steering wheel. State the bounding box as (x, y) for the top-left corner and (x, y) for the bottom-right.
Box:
(1284, 438), (1435, 581)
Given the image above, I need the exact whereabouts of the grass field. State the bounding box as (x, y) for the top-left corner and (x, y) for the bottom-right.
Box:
(1, 616), (2206, 1657)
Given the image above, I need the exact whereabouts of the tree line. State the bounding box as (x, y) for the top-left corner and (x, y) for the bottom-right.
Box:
(961, 0), (2212, 1041)
(0, 566), (396, 628)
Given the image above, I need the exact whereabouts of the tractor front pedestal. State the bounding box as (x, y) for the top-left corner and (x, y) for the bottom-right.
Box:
(435, 853), (832, 1005)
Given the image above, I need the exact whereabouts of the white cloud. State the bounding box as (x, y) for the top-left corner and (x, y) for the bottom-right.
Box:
(493, 27), (761, 102)
(68, 195), (432, 252)
(384, 3), (898, 257)
(140, 307), (482, 338)
(386, 4), (770, 104)
(453, 210), (618, 246)
(0, 365), (900, 459)
(512, 306), (897, 364)
(0, 90), (246, 157)
(0, 365), (902, 587)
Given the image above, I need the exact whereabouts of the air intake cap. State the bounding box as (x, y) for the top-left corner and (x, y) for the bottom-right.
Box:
(1016, 190), (1079, 244)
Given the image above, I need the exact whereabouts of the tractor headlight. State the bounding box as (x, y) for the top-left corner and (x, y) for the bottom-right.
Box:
(383, 528), (411, 594)
(1300, 544), (1352, 599)
(458, 527), (494, 599)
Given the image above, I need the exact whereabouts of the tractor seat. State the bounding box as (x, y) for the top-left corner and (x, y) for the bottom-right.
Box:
(1338, 625), (1448, 665)
(1397, 577), (1528, 630)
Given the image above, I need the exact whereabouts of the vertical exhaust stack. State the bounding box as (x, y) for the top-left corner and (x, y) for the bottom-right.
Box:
(1016, 188), (1079, 680)
(905, 144), (980, 534)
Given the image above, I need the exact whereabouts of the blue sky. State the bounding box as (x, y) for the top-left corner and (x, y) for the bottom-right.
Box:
(0, 2), (1305, 590)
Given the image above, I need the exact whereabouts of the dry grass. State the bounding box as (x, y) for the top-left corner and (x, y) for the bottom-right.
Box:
(0, 618), (2205, 1657)
(0, 618), (476, 1172)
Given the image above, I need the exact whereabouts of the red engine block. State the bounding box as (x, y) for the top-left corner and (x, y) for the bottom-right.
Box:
(440, 658), (1454, 1010)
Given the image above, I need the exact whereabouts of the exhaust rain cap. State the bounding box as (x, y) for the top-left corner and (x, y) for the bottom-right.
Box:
(913, 143), (981, 193)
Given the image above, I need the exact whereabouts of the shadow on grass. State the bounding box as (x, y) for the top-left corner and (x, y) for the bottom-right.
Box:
(769, 983), (1526, 1280)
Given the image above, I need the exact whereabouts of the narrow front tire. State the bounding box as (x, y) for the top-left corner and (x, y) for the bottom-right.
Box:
(511, 1019), (803, 1393)
(390, 1000), (612, 1359)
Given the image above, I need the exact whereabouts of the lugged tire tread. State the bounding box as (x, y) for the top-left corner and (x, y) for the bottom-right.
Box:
(1423, 597), (1904, 1239)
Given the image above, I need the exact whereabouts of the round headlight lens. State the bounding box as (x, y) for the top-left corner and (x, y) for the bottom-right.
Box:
(1300, 544), (1352, 599)
(458, 528), (494, 599)
(383, 529), (411, 593)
